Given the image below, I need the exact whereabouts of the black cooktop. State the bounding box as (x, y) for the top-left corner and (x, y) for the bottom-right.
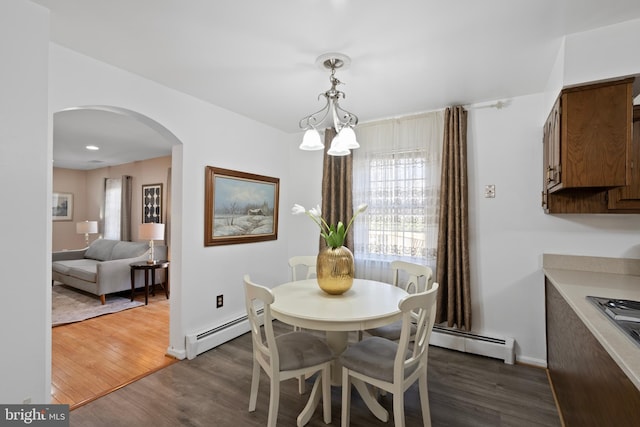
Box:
(587, 296), (640, 348)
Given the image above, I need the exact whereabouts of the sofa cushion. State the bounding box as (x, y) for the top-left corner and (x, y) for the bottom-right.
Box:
(84, 239), (119, 261)
(54, 259), (99, 283)
(111, 241), (148, 260)
(52, 261), (71, 275)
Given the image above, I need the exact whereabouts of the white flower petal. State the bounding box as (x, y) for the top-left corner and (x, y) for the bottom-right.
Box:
(356, 203), (368, 214)
(309, 206), (322, 219)
(291, 204), (306, 215)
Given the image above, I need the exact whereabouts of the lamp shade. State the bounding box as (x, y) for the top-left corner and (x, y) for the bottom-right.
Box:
(299, 128), (324, 151)
(327, 134), (350, 156)
(139, 223), (165, 241)
(76, 220), (98, 234)
(338, 126), (360, 149)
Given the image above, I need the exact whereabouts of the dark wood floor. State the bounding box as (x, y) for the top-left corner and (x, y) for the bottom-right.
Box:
(69, 321), (560, 426)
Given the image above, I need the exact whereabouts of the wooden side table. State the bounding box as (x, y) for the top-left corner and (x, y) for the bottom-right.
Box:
(130, 260), (170, 305)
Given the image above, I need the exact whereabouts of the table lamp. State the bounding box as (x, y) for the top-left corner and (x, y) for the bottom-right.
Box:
(139, 223), (165, 264)
(76, 220), (98, 247)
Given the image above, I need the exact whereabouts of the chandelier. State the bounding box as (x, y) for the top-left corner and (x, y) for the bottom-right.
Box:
(298, 53), (359, 156)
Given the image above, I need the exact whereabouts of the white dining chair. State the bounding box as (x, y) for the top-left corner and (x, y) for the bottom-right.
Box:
(340, 282), (439, 427)
(288, 255), (317, 281)
(243, 275), (332, 427)
(288, 255), (319, 393)
(363, 261), (433, 341)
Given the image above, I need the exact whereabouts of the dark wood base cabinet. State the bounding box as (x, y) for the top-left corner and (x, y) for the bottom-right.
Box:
(545, 279), (640, 426)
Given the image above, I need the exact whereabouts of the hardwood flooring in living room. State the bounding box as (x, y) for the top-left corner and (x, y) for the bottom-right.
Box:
(51, 290), (176, 409)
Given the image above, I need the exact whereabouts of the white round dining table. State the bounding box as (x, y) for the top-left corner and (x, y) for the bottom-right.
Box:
(271, 278), (408, 360)
(270, 278), (408, 423)
(271, 277), (408, 332)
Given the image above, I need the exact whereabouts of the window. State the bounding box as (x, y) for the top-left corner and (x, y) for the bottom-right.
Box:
(103, 178), (122, 240)
(352, 111), (444, 281)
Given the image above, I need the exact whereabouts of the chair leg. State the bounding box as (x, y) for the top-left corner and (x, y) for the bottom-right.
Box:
(392, 391), (406, 427)
(418, 372), (431, 427)
(249, 360), (260, 412)
(322, 364), (331, 424)
(298, 374), (306, 394)
(267, 377), (280, 427)
(341, 368), (351, 427)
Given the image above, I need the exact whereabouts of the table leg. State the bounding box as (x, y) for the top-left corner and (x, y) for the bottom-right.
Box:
(151, 268), (156, 297)
(325, 330), (349, 385)
(165, 265), (170, 299)
(130, 268), (135, 301)
(295, 330), (348, 423)
(353, 379), (389, 421)
(325, 330), (389, 421)
(296, 374), (323, 427)
(144, 270), (149, 305)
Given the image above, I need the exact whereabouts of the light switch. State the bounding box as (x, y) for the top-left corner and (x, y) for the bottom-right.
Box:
(484, 185), (495, 198)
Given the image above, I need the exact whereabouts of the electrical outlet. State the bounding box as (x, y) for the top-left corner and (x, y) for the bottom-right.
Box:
(216, 294), (223, 308)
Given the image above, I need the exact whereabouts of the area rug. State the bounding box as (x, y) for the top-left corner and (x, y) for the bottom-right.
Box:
(52, 285), (143, 327)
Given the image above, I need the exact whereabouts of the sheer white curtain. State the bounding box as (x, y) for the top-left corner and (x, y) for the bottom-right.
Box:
(104, 176), (132, 241)
(352, 111), (445, 282)
(103, 178), (122, 240)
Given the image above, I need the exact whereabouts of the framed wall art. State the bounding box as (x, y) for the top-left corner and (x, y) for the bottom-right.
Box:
(52, 192), (73, 221)
(142, 183), (163, 224)
(204, 166), (279, 246)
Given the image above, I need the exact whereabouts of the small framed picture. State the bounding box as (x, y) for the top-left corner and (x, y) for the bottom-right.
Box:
(142, 183), (163, 224)
(52, 192), (73, 221)
(204, 166), (279, 246)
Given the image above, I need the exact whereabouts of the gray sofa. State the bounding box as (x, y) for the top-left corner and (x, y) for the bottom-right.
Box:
(52, 239), (167, 304)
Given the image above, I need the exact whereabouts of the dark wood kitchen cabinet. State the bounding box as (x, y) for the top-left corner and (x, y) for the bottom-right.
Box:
(545, 279), (640, 426)
(608, 105), (640, 210)
(542, 77), (635, 213)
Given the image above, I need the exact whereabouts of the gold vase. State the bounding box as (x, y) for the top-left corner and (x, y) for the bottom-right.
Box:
(316, 246), (354, 295)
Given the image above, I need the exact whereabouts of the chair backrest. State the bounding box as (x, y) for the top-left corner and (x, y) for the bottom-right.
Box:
(391, 260), (433, 294)
(288, 256), (317, 281)
(243, 275), (279, 373)
(394, 283), (439, 381)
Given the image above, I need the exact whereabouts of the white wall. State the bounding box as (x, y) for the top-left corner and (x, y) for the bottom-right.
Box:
(0, 0), (50, 403)
(467, 93), (639, 365)
(49, 44), (299, 362)
(563, 17), (640, 86)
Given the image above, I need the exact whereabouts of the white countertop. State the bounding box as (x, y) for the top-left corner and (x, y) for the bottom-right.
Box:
(544, 264), (640, 391)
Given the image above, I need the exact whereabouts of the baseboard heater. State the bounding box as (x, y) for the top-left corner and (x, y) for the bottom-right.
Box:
(185, 312), (514, 364)
(429, 325), (515, 364)
(185, 309), (263, 360)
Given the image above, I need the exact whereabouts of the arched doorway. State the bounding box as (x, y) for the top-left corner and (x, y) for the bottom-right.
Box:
(51, 105), (183, 407)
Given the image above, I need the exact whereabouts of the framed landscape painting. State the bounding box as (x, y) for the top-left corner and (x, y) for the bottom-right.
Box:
(52, 192), (73, 221)
(142, 183), (163, 224)
(204, 166), (279, 246)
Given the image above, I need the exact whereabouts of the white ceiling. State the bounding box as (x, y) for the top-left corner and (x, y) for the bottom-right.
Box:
(34, 0), (640, 170)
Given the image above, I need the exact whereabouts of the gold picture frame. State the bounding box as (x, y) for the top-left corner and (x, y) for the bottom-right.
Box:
(204, 166), (279, 246)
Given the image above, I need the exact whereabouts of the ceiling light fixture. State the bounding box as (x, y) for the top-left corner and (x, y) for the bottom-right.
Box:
(85, 145), (100, 150)
(298, 53), (359, 156)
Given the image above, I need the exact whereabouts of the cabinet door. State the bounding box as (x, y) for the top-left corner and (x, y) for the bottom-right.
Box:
(545, 98), (561, 192)
(556, 79), (631, 190)
(608, 105), (640, 210)
(546, 279), (640, 425)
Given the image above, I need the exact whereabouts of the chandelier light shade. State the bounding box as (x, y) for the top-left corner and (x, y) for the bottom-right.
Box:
(139, 223), (165, 264)
(299, 53), (360, 156)
(76, 220), (98, 247)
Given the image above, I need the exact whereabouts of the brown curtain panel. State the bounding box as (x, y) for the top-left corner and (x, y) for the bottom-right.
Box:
(120, 175), (133, 241)
(321, 128), (354, 251)
(435, 106), (471, 330)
